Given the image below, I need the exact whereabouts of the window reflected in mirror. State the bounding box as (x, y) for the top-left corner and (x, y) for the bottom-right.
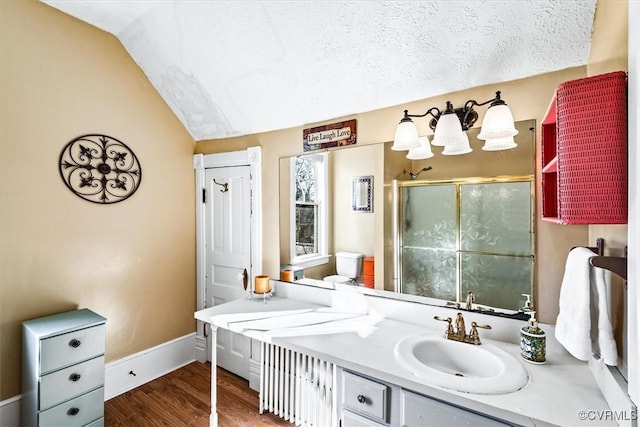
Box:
(290, 153), (328, 264)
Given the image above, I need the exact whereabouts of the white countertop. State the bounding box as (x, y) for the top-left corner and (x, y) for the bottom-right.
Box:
(195, 296), (615, 427)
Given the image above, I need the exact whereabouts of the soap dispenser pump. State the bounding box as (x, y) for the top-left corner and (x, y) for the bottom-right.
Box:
(521, 293), (533, 312)
(520, 311), (546, 364)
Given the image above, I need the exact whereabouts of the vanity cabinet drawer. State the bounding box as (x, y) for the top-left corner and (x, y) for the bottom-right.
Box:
(40, 355), (105, 410)
(343, 410), (387, 427)
(40, 324), (106, 374)
(38, 387), (104, 427)
(342, 371), (389, 423)
(402, 390), (510, 427)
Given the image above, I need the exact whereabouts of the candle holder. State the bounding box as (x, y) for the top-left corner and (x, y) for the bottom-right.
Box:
(250, 275), (273, 303)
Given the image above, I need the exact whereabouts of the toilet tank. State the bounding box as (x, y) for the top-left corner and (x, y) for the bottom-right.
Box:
(335, 251), (363, 279)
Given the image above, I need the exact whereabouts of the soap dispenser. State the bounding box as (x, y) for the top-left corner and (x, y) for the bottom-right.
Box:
(521, 293), (533, 312)
(520, 311), (546, 364)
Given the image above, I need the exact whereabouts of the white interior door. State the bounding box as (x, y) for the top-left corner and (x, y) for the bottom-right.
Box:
(205, 165), (251, 379)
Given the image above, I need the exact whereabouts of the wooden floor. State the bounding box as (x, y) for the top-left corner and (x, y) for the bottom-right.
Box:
(105, 362), (292, 427)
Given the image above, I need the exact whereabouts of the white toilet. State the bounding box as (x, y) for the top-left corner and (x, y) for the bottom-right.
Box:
(323, 251), (364, 284)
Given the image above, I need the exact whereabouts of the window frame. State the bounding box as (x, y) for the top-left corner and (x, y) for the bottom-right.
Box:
(289, 153), (329, 268)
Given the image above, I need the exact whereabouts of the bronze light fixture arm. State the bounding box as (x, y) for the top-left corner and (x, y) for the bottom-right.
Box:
(463, 90), (507, 111)
(402, 106), (442, 120)
(461, 91), (507, 129)
(401, 107), (442, 132)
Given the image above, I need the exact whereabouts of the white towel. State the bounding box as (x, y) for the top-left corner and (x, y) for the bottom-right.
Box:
(555, 247), (618, 365)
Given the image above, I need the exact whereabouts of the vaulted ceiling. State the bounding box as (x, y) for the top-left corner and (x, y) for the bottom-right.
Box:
(42, 0), (598, 141)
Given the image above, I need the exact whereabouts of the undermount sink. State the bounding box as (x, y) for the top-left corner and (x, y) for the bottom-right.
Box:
(394, 334), (528, 394)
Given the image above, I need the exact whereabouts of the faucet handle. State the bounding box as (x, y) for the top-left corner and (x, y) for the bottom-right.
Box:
(471, 321), (492, 330)
(469, 321), (492, 344)
(434, 316), (454, 336)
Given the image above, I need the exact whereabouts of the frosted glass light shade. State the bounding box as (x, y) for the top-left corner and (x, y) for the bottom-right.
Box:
(392, 120), (420, 151)
(442, 131), (472, 155)
(477, 104), (518, 139)
(482, 135), (518, 151)
(407, 136), (434, 159)
(431, 113), (464, 147)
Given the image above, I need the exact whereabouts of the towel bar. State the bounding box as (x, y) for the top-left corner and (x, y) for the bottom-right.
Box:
(574, 237), (627, 281)
(589, 245), (628, 281)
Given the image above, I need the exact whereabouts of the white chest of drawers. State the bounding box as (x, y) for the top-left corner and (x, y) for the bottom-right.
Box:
(22, 309), (106, 427)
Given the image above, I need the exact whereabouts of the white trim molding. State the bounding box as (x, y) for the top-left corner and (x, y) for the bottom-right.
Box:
(0, 334), (196, 427)
(193, 147), (263, 363)
(0, 395), (21, 427)
(105, 333), (196, 400)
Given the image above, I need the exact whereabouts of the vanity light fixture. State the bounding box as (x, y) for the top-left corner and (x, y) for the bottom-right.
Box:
(391, 91), (518, 158)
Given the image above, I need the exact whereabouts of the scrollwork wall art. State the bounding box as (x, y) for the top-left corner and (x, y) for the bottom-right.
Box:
(59, 134), (142, 204)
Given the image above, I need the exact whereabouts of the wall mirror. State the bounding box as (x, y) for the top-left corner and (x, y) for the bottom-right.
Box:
(352, 176), (373, 212)
(279, 120), (535, 319)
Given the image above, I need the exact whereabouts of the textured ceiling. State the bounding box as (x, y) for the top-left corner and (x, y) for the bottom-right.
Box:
(42, 0), (597, 141)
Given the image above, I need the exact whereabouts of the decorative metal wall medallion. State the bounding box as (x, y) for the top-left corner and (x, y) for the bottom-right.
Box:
(59, 134), (142, 204)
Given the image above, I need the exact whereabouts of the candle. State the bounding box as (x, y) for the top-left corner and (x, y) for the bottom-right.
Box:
(280, 270), (293, 282)
(254, 275), (270, 294)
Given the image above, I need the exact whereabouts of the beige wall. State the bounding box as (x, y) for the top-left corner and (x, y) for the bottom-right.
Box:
(0, 0), (196, 400)
(332, 145), (378, 263)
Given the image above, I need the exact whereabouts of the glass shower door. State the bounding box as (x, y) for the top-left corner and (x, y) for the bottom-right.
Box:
(397, 179), (534, 311)
(400, 184), (457, 300)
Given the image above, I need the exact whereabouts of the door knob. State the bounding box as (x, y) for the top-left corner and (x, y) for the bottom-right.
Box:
(242, 268), (248, 290)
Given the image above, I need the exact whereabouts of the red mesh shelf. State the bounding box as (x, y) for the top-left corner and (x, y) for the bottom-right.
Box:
(555, 71), (628, 224)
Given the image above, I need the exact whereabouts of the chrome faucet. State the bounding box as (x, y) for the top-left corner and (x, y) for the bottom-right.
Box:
(434, 312), (492, 345)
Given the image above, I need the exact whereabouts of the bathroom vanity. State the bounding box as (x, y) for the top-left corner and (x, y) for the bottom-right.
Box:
(195, 281), (617, 427)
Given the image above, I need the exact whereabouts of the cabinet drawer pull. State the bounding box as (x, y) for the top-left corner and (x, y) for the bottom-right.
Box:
(67, 407), (80, 416)
(68, 338), (81, 348)
(69, 373), (82, 382)
(357, 394), (366, 404)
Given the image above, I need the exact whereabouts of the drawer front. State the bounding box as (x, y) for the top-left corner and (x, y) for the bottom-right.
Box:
(342, 371), (389, 423)
(40, 324), (105, 374)
(343, 410), (387, 427)
(38, 387), (104, 427)
(40, 356), (105, 410)
(402, 390), (510, 427)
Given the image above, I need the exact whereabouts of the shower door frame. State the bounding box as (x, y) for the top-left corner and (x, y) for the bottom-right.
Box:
(392, 174), (536, 310)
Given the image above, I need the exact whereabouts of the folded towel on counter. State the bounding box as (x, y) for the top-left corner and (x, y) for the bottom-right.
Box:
(555, 247), (618, 365)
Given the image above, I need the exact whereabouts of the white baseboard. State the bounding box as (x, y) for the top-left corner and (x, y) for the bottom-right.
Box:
(105, 333), (196, 399)
(0, 333), (196, 427)
(0, 395), (20, 427)
(195, 333), (207, 363)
